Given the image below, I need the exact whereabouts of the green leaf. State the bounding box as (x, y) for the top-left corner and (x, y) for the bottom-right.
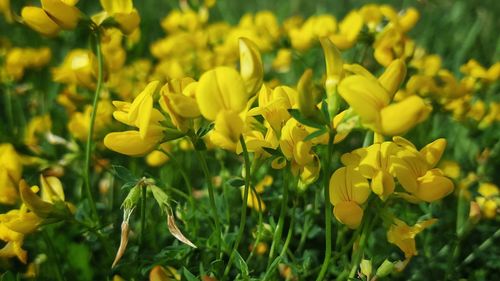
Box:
(227, 177), (245, 187)
(1, 272), (16, 281)
(183, 267), (199, 281)
(304, 128), (327, 142)
(288, 109), (325, 129)
(234, 252), (249, 277)
(110, 165), (138, 183)
(262, 147), (281, 156)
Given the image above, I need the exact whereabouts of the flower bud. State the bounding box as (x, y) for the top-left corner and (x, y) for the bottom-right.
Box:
(239, 37), (263, 96)
(375, 259), (395, 278)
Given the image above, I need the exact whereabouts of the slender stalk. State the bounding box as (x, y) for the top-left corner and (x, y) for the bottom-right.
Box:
(42, 230), (65, 281)
(222, 136), (252, 280)
(262, 205), (296, 281)
(267, 168), (290, 267)
(348, 207), (376, 279)
(83, 28), (104, 226)
(138, 185), (147, 252)
(195, 150), (222, 257)
(316, 129), (335, 281)
(460, 228), (500, 266)
(4, 84), (15, 135)
(245, 185), (263, 263)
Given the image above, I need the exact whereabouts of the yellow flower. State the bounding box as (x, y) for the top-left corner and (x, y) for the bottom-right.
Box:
(159, 78), (200, 132)
(68, 100), (114, 141)
(391, 137), (454, 202)
(242, 175), (272, 212)
(475, 183), (499, 219)
(24, 115), (52, 153)
(338, 60), (431, 135)
(104, 81), (168, 156)
(0, 143), (23, 205)
(387, 218), (436, 271)
(239, 37), (263, 96)
(329, 167), (370, 229)
(0, 209), (42, 263)
(95, 0), (140, 34)
(247, 85), (298, 134)
(272, 49), (292, 73)
(329, 10), (363, 50)
(5, 47), (51, 80)
(52, 49), (97, 89)
(0, 0), (13, 23)
(21, 0), (80, 37)
(344, 142), (399, 199)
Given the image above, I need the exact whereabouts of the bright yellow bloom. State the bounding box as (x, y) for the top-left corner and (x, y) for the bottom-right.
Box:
(24, 115), (52, 153)
(475, 183), (499, 219)
(196, 66), (249, 121)
(21, 0), (80, 36)
(387, 218), (436, 271)
(95, 0), (140, 34)
(343, 142), (399, 199)
(0, 144), (23, 205)
(159, 78), (200, 132)
(242, 175), (272, 212)
(239, 37), (263, 95)
(329, 167), (370, 229)
(0, 0), (13, 23)
(5, 47), (51, 80)
(52, 49), (97, 89)
(329, 10), (363, 50)
(104, 81), (167, 156)
(391, 137), (454, 202)
(338, 60), (431, 135)
(68, 100), (114, 141)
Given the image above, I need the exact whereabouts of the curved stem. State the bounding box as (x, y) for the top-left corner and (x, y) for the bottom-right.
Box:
(316, 129), (335, 281)
(83, 29), (103, 227)
(195, 150), (222, 258)
(222, 136), (252, 280)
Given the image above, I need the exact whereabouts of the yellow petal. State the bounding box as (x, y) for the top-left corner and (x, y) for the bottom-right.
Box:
(210, 111), (244, 151)
(334, 201), (364, 229)
(419, 138), (446, 168)
(19, 180), (54, 218)
(338, 75), (389, 128)
(100, 0), (133, 14)
(21, 7), (60, 36)
(239, 37), (263, 95)
(104, 129), (162, 156)
(319, 37), (343, 89)
(329, 167), (370, 205)
(41, 0), (80, 30)
(114, 10), (140, 35)
(380, 95), (431, 135)
(196, 67), (248, 120)
(40, 175), (65, 203)
(416, 169), (454, 202)
(378, 59), (406, 99)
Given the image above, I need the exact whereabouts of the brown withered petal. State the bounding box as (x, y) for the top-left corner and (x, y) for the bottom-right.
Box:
(167, 214), (197, 248)
(111, 221), (130, 268)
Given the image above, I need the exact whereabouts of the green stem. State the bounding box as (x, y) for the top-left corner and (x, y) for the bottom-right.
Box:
(4, 84), (15, 136)
(222, 136), (252, 280)
(460, 228), (500, 266)
(159, 148), (194, 201)
(138, 185), (147, 252)
(42, 230), (65, 281)
(262, 205), (296, 281)
(195, 150), (222, 258)
(267, 168), (290, 267)
(83, 28), (103, 227)
(348, 209), (376, 279)
(316, 129), (335, 281)
(245, 185), (263, 264)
